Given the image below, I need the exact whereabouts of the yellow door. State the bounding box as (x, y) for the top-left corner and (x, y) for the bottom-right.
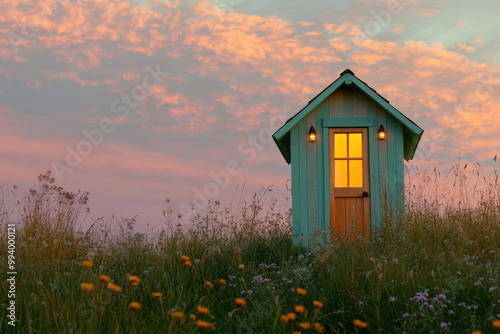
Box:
(329, 128), (370, 239)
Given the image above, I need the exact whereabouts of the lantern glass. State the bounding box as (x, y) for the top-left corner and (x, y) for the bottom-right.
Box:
(308, 126), (316, 142)
(378, 125), (386, 140)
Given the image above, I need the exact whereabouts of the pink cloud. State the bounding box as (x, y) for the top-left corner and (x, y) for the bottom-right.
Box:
(470, 36), (484, 44)
(40, 70), (118, 86)
(454, 43), (476, 53)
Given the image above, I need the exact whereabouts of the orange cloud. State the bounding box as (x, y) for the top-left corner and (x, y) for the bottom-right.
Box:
(454, 43), (476, 53)
(40, 70), (118, 86)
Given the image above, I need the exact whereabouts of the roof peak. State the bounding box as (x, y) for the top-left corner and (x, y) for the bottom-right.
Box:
(340, 69), (355, 77)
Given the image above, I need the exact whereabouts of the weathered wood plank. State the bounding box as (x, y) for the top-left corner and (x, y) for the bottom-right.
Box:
(306, 110), (318, 243)
(298, 119), (309, 245)
(290, 126), (301, 244)
(316, 99), (329, 243)
(329, 86), (345, 118)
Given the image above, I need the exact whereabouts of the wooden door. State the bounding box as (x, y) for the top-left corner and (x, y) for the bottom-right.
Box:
(329, 128), (370, 239)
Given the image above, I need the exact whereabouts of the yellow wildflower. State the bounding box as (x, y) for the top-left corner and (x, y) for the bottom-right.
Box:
(129, 302), (141, 310)
(313, 300), (323, 308)
(297, 288), (307, 296)
(99, 275), (110, 283)
(472, 331), (482, 334)
(235, 298), (246, 307)
(299, 322), (311, 330)
(315, 322), (325, 332)
(181, 255), (190, 262)
(493, 320), (500, 328)
(196, 320), (215, 330)
(190, 314), (196, 321)
(83, 260), (93, 268)
(219, 279), (227, 285)
(295, 305), (305, 314)
(152, 292), (163, 298)
(238, 264), (245, 270)
(353, 319), (368, 328)
(197, 305), (210, 315)
(107, 282), (122, 293)
(205, 281), (214, 288)
(184, 260), (192, 268)
(287, 312), (297, 321)
(280, 315), (289, 324)
(80, 282), (94, 293)
(129, 275), (141, 284)
(320, 259), (325, 264)
(369, 258), (374, 262)
(293, 332), (302, 334)
(171, 311), (184, 321)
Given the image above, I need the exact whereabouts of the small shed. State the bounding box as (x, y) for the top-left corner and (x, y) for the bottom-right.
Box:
(273, 69), (423, 245)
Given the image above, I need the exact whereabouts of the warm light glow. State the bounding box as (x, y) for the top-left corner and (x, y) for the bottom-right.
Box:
(334, 132), (363, 188)
(309, 126), (316, 142)
(335, 160), (348, 187)
(378, 125), (386, 140)
(349, 160), (363, 187)
(349, 133), (362, 158)
(334, 134), (347, 158)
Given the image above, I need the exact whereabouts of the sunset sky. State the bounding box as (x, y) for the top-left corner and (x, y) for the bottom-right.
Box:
(1, 0), (499, 231)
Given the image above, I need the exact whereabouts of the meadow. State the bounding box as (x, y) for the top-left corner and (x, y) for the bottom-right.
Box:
(1, 165), (500, 334)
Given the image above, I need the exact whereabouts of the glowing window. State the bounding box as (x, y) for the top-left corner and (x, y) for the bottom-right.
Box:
(334, 134), (347, 158)
(334, 160), (348, 188)
(348, 133), (362, 158)
(349, 160), (363, 188)
(334, 132), (363, 188)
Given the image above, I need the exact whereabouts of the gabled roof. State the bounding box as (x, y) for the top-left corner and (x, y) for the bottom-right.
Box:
(273, 69), (423, 164)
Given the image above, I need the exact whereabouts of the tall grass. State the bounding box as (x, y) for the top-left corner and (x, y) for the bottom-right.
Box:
(1, 167), (500, 333)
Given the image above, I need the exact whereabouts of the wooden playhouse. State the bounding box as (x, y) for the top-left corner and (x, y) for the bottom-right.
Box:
(272, 69), (423, 245)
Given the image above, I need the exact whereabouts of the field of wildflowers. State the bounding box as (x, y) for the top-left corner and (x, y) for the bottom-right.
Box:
(1, 168), (500, 333)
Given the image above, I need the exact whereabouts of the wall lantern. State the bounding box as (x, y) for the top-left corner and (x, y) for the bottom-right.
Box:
(378, 125), (386, 140)
(309, 126), (317, 142)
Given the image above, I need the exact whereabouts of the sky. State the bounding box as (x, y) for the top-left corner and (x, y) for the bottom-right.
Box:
(1, 0), (499, 232)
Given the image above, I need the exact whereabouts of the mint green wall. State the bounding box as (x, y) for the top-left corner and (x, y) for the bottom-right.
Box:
(291, 85), (405, 246)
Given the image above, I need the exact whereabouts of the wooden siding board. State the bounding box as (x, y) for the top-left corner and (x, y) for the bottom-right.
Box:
(377, 106), (388, 216)
(329, 86), (345, 118)
(386, 115), (398, 216)
(323, 117), (375, 128)
(344, 86), (354, 117)
(368, 124), (380, 230)
(298, 119), (309, 246)
(316, 99), (330, 243)
(290, 126), (301, 244)
(366, 98), (380, 230)
(395, 122), (405, 213)
(353, 86), (369, 117)
(323, 126), (330, 243)
(306, 110), (318, 243)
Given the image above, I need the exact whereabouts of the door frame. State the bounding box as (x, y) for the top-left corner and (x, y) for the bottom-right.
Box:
(329, 127), (370, 237)
(321, 117), (379, 241)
